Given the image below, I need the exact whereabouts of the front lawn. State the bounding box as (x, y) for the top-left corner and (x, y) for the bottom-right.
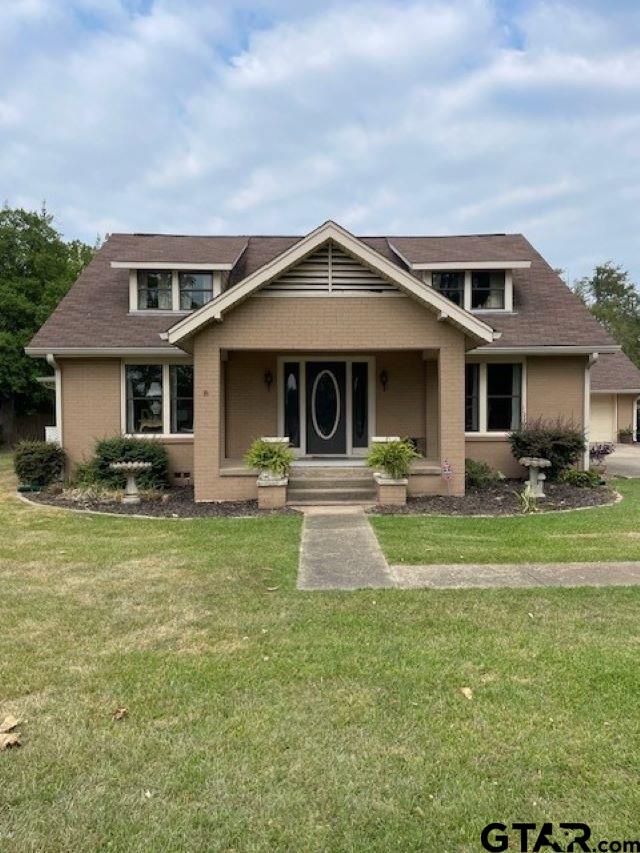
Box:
(371, 478), (640, 565)
(2, 452), (640, 850)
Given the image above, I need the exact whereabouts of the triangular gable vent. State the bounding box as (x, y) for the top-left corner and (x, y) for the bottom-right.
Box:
(263, 241), (397, 294)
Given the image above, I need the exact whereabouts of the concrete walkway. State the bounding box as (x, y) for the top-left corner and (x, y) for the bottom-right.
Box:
(297, 506), (392, 590)
(296, 507), (640, 591)
(389, 561), (640, 589)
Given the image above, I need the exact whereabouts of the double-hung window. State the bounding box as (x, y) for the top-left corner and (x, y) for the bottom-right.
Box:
(179, 272), (214, 310)
(487, 363), (522, 431)
(137, 271), (172, 310)
(471, 270), (506, 310)
(465, 363), (522, 433)
(170, 365), (194, 432)
(432, 271), (464, 306)
(125, 364), (194, 435)
(465, 364), (480, 432)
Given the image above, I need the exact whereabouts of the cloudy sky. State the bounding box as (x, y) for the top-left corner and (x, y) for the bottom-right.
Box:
(2, 0), (640, 280)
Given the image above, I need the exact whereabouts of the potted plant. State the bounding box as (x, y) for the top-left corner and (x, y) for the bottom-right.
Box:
(244, 437), (294, 509)
(618, 427), (634, 445)
(366, 437), (419, 505)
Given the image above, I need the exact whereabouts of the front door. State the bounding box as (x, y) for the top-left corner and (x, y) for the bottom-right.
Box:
(306, 362), (347, 454)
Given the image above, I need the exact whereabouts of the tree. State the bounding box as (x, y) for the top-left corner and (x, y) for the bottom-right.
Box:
(573, 262), (640, 367)
(0, 205), (97, 442)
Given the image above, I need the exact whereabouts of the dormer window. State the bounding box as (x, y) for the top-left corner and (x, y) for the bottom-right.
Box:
(432, 271), (464, 306)
(179, 272), (214, 310)
(471, 270), (506, 310)
(137, 271), (172, 310)
(424, 267), (514, 312)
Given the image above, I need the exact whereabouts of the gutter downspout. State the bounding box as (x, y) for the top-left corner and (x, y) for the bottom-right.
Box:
(584, 353), (598, 470)
(46, 354), (62, 446)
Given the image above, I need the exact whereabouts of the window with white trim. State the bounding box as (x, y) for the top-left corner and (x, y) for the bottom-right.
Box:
(465, 364), (480, 432)
(179, 272), (213, 310)
(137, 271), (172, 310)
(432, 271), (464, 306)
(465, 363), (522, 433)
(125, 364), (194, 435)
(170, 365), (194, 432)
(126, 365), (164, 433)
(471, 270), (506, 310)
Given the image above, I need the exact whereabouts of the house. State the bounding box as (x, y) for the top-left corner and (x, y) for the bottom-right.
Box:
(26, 220), (619, 501)
(590, 351), (640, 443)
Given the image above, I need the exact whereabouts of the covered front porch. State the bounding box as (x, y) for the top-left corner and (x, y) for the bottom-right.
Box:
(196, 348), (464, 502)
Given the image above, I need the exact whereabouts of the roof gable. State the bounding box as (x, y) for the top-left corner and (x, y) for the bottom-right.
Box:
(167, 221), (495, 345)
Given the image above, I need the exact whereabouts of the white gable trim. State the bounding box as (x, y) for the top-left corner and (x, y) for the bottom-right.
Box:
(167, 221), (495, 345)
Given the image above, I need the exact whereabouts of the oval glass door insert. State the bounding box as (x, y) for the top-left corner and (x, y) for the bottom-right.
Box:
(311, 369), (340, 440)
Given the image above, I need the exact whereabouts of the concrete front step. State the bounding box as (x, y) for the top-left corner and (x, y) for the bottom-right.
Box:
(290, 499), (378, 507)
(288, 486), (376, 503)
(289, 477), (373, 490)
(290, 466), (372, 480)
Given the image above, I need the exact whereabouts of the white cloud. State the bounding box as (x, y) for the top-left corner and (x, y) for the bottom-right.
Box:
(1, 0), (639, 277)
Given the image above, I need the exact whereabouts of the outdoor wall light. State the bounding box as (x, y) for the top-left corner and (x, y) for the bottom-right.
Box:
(379, 369), (388, 391)
(264, 369), (273, 391)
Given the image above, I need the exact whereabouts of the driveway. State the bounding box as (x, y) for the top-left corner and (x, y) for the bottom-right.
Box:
(606, 443), (640, 477)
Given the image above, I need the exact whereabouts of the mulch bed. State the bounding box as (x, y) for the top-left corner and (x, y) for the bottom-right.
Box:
(28, 486), (298, 518)
(370, 481), (617, 516)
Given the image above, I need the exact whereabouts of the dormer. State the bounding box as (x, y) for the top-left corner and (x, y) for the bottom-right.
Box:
(110, 234), (248, 313)
(423, 265), (525, 313)
(387, 239), (532, 314)
(109, 263), (228, 314)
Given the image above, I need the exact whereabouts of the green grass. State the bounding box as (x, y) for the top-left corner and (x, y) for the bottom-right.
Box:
(2, 452), (640, 850)
(371, 479), (640, 565)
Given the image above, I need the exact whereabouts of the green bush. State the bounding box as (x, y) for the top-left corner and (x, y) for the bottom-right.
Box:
(92, 437), (170, 489)
(244, 439), (294, 477)
(14, 440), (66, 488)
(509, 418), (585, 480)
(71, 459), (100, 487)
(367, 439), (419, 480)
(558, 468), (603, 489)
(465, 458), (501, 489)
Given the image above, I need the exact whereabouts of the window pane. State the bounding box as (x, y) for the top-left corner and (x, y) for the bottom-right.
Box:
(465, 364), (479, 432)
(179, 272), (213, 310)
(433, 271), (463, 306)
(170, 365), (194, 433)
(284, 362), (300, 448)
(126, 365), (163, 433)
(471, 270), (505, 309)
(487, 363), (521, 431)
(137, 271), (172, 310)
(352, 362), (368, 448)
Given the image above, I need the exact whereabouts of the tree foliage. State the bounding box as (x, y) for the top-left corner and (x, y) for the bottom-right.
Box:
(0, 205), (96, 412)
(573, 262), (640, 366)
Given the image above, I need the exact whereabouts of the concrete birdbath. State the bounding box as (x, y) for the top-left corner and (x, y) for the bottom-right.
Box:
(109, 461), (153, 505)
(519, 457), (551, 498)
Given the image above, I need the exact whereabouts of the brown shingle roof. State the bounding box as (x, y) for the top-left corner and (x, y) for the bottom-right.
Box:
(591, 351), (640, 392)
(388, 233), (532, 264)
(106, 233), (248, 265)
(28, 230), (616, 352)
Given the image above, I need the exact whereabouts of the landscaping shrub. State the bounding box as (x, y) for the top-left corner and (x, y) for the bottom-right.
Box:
(509, 418), (585, 479)
(367, 439), (419, 480)
(465, 458), (501, 489)
(14, 440), (66, 488)
(93, 437), (170, 489)
(71, 459), (100, 487)
(244, 439), (294, 477)
(559, 468), (603, 488)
